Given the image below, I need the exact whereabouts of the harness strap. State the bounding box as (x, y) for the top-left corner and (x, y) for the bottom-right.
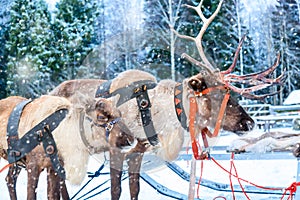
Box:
(7, 99), (32, 146)
(96, 80), (159, 146)
(189, 89), (230, 160)
(95, 80), (157, 107)
(41, 125), (66, 179)
(7, 100), (68, 179)
(99, 117), (121, 141)
(134, 84), (158, 146)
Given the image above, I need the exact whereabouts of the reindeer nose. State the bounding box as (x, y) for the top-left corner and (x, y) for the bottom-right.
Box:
(245, 119), (255, 131)
(241, 118), (255, 132)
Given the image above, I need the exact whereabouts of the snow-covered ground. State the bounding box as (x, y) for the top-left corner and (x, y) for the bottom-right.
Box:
(1, 127), (299, 200)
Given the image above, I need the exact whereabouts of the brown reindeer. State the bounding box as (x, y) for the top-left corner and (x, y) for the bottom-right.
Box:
(0, 95), (115, 200)
(95, 98), (149, 199)
(0, 95), (72, 200)
(2, 0), (285, 199)
(47, 1), (284, 199)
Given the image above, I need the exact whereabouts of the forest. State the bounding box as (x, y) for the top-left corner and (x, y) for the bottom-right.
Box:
(0, 0), (299, 105)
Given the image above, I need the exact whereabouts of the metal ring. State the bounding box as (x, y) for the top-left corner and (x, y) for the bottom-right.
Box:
(140, 99), (149, 108)
(46, 145), (55, 155)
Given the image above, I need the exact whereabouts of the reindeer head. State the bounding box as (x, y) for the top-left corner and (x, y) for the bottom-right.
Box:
(95, 98), (135, 149)
(95, 98), (121, 124)
(187, 72), (254, 134)
(174, 0), (286, 135)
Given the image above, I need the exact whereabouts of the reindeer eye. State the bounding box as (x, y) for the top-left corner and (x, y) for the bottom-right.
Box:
(97, 115), (105, 121)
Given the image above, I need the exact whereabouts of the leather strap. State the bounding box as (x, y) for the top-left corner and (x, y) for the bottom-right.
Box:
(95, 80), (157, 107)
(6, 99), (32, 146)
(95, 80), (159, 146)
(135, 84), (158, 146)
(7, 100), (68, 179)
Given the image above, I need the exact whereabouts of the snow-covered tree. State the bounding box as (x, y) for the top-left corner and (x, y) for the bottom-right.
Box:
(272, 0), (300, 100)
(51, 0), (99, 81)
(142, 0), (256, 83)
(0, 0), (12, 99)
(143, 0), (195, 80)
(5, 0), (53, 98)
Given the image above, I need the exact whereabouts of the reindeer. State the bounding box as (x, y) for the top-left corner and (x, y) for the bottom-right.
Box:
(0, 94), (129, 200)
(0, 90), (145, 200)
(49, 1), (284, 199)
(2, 0), (285, 199)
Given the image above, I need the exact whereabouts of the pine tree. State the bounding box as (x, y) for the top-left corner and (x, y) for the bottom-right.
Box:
(268, 0), (300, 105)
(272, 0), (300, 95)
(0, 0), (12, 99)
(51, 0), (99, 81)
(5, 0), (53, 97)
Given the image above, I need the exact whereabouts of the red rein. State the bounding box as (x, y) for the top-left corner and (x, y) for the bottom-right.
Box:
(189, 87), (230, 160)
(188, 88), (300, 199)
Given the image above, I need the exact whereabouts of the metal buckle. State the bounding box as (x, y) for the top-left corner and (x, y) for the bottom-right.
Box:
(105, 122), (114, 132)
(9, 150), (21, 157)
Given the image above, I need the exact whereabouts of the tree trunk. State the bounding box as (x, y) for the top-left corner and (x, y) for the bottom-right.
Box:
(169, 0), (176, 80)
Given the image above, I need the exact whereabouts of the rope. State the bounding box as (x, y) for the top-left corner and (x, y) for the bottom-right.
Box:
(71, 162), (106, 200)
(210, 152), (299, 199)
(229, 153), (235, 200)
(281, 182), (300, 200)
(0, 163), (11, 173)
(83, 174), (128, 200)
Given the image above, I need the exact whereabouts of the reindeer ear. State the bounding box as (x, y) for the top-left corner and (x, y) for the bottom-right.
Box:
(188, 77), (208, 92)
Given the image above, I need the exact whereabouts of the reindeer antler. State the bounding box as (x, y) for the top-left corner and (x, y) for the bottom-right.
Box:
(220, 38), (286, 100)
(172, 0), (224, 74)
(172, 0), (286, 100)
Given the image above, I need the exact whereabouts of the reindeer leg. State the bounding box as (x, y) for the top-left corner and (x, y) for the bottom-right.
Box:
(5, 164), (22, 200)
(126, 152), (144, 200)
(110, 148), (125, 200)
(47, 167), (69, 200)
(46, 151), (68, 200)
(27, 163), (42, 200)
(60, 179), (70, 200)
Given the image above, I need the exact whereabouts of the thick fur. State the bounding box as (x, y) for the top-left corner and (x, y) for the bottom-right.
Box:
(0, 95), (110, 199)
(0, 96), (72, 200)
(96, 98), (149, 200)
(48, 69), (254, 200)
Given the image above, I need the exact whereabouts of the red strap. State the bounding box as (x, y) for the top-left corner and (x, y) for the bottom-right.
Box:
(0, 163), (11, 173)
(189, 97), (208, 160)
(194, 85), (226, 96)
(189, 91), (230, 160)
(212, 92), (230, 137)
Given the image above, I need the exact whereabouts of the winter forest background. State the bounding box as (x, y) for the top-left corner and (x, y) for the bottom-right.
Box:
(0, 0), (299, 105)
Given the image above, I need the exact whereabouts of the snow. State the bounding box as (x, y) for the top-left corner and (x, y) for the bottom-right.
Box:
(1, 127), (299, 200)
(283, 90), (300, 105)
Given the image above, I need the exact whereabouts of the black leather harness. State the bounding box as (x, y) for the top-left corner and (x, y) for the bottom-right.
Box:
(6, 99), (68, 179)
(95, 80), (159, 146)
